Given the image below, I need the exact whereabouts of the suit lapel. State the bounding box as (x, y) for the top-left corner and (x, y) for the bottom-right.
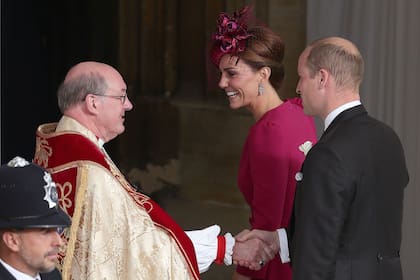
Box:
(0, 263), (17, 280)
(320, 105), (367, 140)
(0, 263), (61, 280)
(289, 105), (367, 259)
(40, 269), (62, 280)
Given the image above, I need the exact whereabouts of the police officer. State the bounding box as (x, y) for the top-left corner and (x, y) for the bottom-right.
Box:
(0, 156), (71, 280)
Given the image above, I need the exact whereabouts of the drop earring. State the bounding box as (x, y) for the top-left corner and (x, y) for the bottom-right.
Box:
(258, 83), (264, 96)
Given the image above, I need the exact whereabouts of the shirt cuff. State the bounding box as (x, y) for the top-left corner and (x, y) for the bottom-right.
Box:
(277, 228), (290, 263)
(223, 232), (235, 265)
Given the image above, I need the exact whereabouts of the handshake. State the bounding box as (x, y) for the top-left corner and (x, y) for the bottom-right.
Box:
(186, 225), (287, 273)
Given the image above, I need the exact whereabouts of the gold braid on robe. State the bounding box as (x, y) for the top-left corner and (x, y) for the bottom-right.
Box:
(34, 116), (200, 280)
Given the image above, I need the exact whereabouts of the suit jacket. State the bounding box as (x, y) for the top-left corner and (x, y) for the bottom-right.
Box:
(291, 105), (409, 280)
(0, 263), (61, 280)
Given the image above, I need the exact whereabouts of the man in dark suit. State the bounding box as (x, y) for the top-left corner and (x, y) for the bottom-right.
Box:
(291, 36), (409, 280)
(221, 36), (409, 279)
(0, 156), (71, 280)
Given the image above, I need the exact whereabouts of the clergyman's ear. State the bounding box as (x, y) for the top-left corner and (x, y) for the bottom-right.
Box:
(84, 93), (98, 113)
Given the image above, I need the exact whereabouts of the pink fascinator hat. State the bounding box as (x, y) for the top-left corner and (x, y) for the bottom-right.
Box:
(209, 6), (255, 66)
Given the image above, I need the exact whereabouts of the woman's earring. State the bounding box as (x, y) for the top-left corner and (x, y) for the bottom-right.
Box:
(258, 83), (264, 95)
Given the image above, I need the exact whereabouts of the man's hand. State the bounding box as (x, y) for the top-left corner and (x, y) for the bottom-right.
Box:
(237, 229), (280, 258)
(232, 229), (280, 270)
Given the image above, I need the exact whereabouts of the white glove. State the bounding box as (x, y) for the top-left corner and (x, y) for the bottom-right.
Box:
(185, 225), (235, 273)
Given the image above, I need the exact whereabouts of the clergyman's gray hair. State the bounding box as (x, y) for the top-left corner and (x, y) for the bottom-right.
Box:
(57, 72), (108, 113)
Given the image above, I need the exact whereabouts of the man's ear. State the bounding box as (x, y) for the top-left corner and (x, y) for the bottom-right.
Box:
(84, 94), (98, 113)
(2, 231), (20, 252)
(318, 69), (328, 88)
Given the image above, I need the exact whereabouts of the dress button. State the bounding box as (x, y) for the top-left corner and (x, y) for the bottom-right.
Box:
(377, 253), (383, 261)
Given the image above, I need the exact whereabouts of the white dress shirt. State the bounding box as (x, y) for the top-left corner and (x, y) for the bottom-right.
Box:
(324, 100), (362, 130)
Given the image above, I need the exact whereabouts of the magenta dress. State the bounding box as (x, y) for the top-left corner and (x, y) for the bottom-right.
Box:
(236, 98), (317, 280)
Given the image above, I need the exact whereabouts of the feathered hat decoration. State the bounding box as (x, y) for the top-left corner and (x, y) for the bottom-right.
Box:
(210, 6), (255, 65)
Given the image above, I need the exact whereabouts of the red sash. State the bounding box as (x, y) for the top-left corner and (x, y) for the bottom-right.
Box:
(34, 123), (200, 279)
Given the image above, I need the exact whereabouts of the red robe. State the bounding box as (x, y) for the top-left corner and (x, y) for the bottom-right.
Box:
(34, 117), (199, 280)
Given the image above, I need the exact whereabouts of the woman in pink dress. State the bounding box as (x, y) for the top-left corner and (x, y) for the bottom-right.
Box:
(209, 6), (317, 280)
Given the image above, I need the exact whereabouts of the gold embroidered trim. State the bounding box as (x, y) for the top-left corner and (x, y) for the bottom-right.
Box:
(62, 166), (88, 280)
(34, 136), (52, 168)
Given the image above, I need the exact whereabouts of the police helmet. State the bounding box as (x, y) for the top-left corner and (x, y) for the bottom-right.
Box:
(0, 156), (71, 229)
